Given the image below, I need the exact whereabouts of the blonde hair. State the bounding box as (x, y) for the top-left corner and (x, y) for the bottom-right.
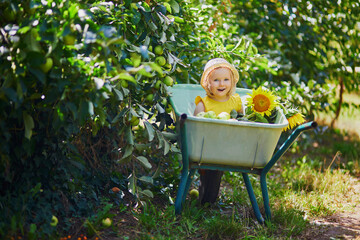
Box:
(200, 58), (239, 96)
(205, 67), (236, 97)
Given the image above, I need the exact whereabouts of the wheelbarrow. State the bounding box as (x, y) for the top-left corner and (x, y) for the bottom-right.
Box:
(168, 84), (317, 224)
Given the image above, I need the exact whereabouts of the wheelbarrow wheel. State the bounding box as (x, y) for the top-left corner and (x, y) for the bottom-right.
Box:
(199, 169), (223, 204)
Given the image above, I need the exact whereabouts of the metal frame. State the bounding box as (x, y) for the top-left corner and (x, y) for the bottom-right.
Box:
(174, 113), (317, 223)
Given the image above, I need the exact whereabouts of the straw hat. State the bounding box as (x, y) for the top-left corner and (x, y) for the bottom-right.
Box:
(200, 58), (239, 96)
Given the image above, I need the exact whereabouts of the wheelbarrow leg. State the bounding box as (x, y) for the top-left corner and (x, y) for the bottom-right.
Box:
(175, 167), (189, 214)
(242, 173), (264, 224)
(182, 169), (197, 204)
(260, 173), (271, 220)
(175, 114), (190, 215)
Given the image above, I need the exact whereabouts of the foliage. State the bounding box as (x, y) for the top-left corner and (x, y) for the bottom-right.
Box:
(1, 0), (359, 238)
(228, 0), (360, 118)
(0, 0), (193, 238)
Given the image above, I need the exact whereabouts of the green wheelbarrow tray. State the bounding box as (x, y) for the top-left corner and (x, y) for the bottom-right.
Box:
(168, 84), (318, 224)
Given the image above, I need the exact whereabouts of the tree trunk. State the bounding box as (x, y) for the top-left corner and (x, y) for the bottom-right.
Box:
(331, 77), (344, 128)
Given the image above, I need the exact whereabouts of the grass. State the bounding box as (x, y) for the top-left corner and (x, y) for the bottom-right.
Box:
(59, 93), (360, 239)
(109, 128), (359, 239)
(60, 138), (360, 239)
(315, 91), (360, 137)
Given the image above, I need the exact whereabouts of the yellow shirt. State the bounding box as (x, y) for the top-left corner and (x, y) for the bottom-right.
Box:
(195, 94), (243, 115)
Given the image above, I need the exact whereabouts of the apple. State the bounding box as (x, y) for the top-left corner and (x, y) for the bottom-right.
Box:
(102, 218), (112, 228)
(130, 117), (140, 126)
(40, 58), (53, 73)
(154, 80), (162, 89)
(161, 98), (167, 106)
(189, 189), (199, 199)
(63, 35), (76, 45)
(145, 93), (154, 102)
(163, 63), (172, 71)
(196, 112), (206, 118)
(204, 111), (216, 119)
(50, 215), (58, 227)
(121, 80), (129, 88)
(217, 112), (230, 120)
(163, 76), (174, 86)
(130, 3), (138, 10)
(156, 56), (166, 66)
(165, 106), (172, 113)
(154, 45), (164, 55)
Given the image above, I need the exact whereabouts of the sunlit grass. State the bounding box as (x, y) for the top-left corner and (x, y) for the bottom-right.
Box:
(278, 157), (357, 218)
(315, 91), (360, 137)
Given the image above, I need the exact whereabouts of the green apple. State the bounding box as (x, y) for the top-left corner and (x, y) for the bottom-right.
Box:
(63, 35), (76, 45)
(217, 112), (230, 120)
(156, 56), (166, 66)
(40, 58), (53, 73)
(165, 106), (172, 113)
(161, 98), (167, 106)
(154, 45), (164, 55)
(130, 3), (138, 10)
(154, 80), (162, 89)
(163, 76), (174, 86)
(196, 112), (206, 118)
(164, 63), (172, 71)
(121, 80), (129, 88)
(102, 218), (112, 228)
(189, 189), (199, 199)
(50, 215), (58, 227)
(145, 93), (154, 102)
(204, 111), (216, 119)
(131, 117), (140, 126)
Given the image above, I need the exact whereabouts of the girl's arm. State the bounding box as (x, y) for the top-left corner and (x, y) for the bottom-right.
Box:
(194, 101), (205, 116)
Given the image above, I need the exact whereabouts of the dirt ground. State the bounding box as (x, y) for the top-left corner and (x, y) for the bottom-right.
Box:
(301, 181), (360, 240)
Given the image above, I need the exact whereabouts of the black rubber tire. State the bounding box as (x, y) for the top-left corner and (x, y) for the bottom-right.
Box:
(199, 169), (224, 204)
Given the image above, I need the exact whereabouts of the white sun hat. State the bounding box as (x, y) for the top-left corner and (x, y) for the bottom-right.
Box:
(200, 58), (239, 96)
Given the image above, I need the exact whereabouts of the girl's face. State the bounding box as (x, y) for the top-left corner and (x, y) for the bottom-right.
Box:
(208, 67), (232, 101)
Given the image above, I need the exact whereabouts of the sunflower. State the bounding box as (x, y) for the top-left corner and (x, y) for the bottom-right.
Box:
(247, 87), (278, 116)
(283, 109), (306, 131)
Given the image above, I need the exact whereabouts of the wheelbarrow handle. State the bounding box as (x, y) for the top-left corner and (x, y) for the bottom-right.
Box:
(295, 121), (318, 132)
(262, 121), (317, 175)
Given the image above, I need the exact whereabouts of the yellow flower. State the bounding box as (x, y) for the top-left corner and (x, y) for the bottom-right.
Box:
(283, 112), (306, 131)
(247, 87), (278, 116)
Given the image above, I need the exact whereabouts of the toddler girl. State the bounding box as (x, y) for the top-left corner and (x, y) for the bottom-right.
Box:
(194, 58), (243, 204)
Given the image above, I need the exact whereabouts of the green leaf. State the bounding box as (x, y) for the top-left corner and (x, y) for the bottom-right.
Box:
(169, 0), (180, 14)
(139, 175), (153, 184)
(23, 112), (34, 139)
(113, 88), (123, 101)
(144, 121), (155, 141)
(25, 29), (42, 52)
(125, 126), (134, 145)
(149, 62), (163, 75)
(148, 21), (158, 31)
(128, 174), (135, 195)
(136, 156), (152, 169)
(121, 144), (134, 160)
(161, 132), (178, 141)
(118, 73), (136, 84)
(163, 140), (170, 155)
(141, 189), (154, 198)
